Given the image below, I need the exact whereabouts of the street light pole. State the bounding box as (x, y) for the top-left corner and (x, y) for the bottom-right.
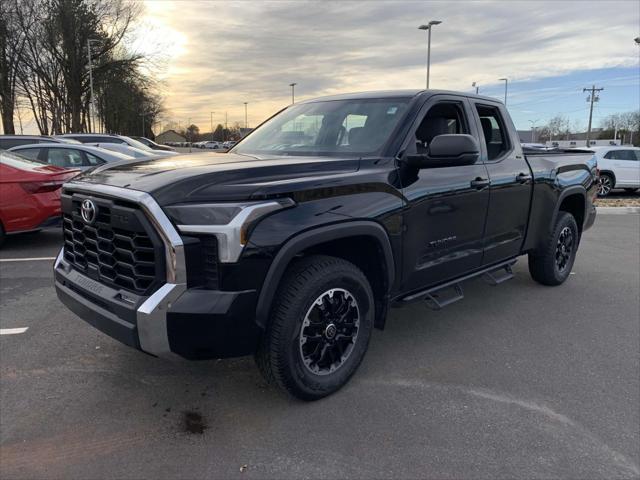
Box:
(211, 112), (216, 142)
(499, 78), (508, 105)
(244, 102), (248, 129)
(289, 83), (297, 104)
(472, 82), (479, 94)
(418, 20), (442, 89)
(528, 119), (540, 143)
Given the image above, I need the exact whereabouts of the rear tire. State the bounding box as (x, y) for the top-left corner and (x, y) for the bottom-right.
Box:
(256, 255), (374, 401)
(597, 173), (614, 197)
(0, 223), (5, 248)
(528, 212), (579, 286)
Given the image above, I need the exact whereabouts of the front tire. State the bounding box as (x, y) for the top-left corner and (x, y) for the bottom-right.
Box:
(256, 255), (374, 401)
(528, 212), (579, 286)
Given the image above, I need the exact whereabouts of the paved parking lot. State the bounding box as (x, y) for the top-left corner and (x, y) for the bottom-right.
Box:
(1, 214), (639, 479)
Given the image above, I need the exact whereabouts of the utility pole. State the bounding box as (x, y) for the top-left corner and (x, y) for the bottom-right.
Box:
(418, 20), (442, 89)
(244, 102), (248, 129)
(583, 85), (603, 147)
(225, 111), (228, 141)
(289, 83), (297, 104)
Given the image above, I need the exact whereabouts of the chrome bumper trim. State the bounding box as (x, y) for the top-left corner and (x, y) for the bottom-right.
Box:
(61, 181), (186, 358)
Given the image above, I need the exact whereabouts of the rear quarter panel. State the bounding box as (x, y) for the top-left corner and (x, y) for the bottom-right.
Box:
(523, 152), (597, 252)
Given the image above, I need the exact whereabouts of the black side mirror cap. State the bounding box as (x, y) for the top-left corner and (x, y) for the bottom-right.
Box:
(405, 134), (480, 169)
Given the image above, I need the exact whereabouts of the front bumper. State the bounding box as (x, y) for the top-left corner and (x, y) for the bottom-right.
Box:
(54, 182), (262, 360)
(54, 250), (261, 359)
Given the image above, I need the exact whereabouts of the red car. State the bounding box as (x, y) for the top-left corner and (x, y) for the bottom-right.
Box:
(0, 151), (79, 246)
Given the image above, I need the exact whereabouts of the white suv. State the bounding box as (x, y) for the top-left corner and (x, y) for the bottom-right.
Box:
(591, 146), (640, 197)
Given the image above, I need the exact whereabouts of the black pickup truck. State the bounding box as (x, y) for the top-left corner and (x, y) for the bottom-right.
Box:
(55, 90), (597, 400)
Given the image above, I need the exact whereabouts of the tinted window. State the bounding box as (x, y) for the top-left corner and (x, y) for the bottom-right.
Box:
(16, 148), (42, 160)
(85, 152), (106, 165)
(0, 138), (39, 149)
(605, 150), (639, 160)
(619, 150), (638, 161)
(476, 105), (509, 161)
(46, 148), (84, 168)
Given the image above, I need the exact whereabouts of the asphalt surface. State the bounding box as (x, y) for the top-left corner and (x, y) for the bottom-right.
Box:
(1, 214), (639, 479)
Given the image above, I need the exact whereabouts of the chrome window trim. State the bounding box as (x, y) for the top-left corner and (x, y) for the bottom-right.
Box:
(60, 181), (186, 359)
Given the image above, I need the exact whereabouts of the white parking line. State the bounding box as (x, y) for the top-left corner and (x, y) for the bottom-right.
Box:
(0, 257), (56, 263)
(0, 327), (29, 335)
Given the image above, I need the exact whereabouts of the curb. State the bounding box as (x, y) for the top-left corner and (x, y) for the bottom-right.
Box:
(596, 206), (640, 214)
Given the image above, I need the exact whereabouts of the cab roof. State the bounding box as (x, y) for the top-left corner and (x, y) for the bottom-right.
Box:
(298, 89), (504, 104)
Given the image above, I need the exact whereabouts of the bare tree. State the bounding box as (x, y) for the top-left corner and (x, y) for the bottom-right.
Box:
(0, 0), (34, 133)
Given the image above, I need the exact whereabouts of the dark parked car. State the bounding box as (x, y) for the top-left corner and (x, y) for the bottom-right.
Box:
(130, 136), (177, 152)
(54, 90), (597, 400)
(0, 135), (80, 150)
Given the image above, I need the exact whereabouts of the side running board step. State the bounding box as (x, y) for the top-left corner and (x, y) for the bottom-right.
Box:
(400, 258), (518, 309)
(483, 263), (514, 286)
(423, 284), (464, 311)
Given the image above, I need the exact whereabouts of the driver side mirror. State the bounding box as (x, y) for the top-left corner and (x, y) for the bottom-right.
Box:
(405, 134), (480, 169)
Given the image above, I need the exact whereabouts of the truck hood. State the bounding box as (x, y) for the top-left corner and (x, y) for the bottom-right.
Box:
(75, 152), (361, 205)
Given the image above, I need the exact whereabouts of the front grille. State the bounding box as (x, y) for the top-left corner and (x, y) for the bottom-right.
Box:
(62, 194), (164, 295)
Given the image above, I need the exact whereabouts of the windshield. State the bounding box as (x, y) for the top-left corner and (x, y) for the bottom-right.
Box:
(233, 98), (410, 157)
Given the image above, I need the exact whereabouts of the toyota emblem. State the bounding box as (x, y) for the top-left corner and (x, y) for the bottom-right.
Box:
(81, 199), (97, 224)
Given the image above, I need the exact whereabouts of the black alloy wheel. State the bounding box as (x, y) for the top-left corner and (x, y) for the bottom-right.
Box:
(299, 288), (360, 376)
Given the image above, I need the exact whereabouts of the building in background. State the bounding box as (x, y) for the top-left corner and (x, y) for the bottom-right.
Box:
(156, 130), (186, 144)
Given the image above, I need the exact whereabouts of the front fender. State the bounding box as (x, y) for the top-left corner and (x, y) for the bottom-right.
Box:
(254, 221), (395, 329)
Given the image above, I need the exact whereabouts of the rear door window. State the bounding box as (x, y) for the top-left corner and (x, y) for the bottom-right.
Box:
(84, 152), (106, 165)
(46, 148), (84, 168)
(475, 105), (510, 161)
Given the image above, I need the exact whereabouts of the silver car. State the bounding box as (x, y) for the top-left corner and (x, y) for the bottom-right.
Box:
(56, 133), (178, 156)
(9, 143), (135, 171)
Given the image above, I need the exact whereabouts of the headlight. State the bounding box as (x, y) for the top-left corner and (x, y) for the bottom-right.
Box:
(165, 199), (295, 263)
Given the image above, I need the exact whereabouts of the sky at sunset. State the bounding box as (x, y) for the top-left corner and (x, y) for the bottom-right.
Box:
(23, 0), (640, 135)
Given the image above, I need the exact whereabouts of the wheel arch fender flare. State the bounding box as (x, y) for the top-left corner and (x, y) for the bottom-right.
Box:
(254, 221), (395, 329)
(552, 185), (587, 230)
